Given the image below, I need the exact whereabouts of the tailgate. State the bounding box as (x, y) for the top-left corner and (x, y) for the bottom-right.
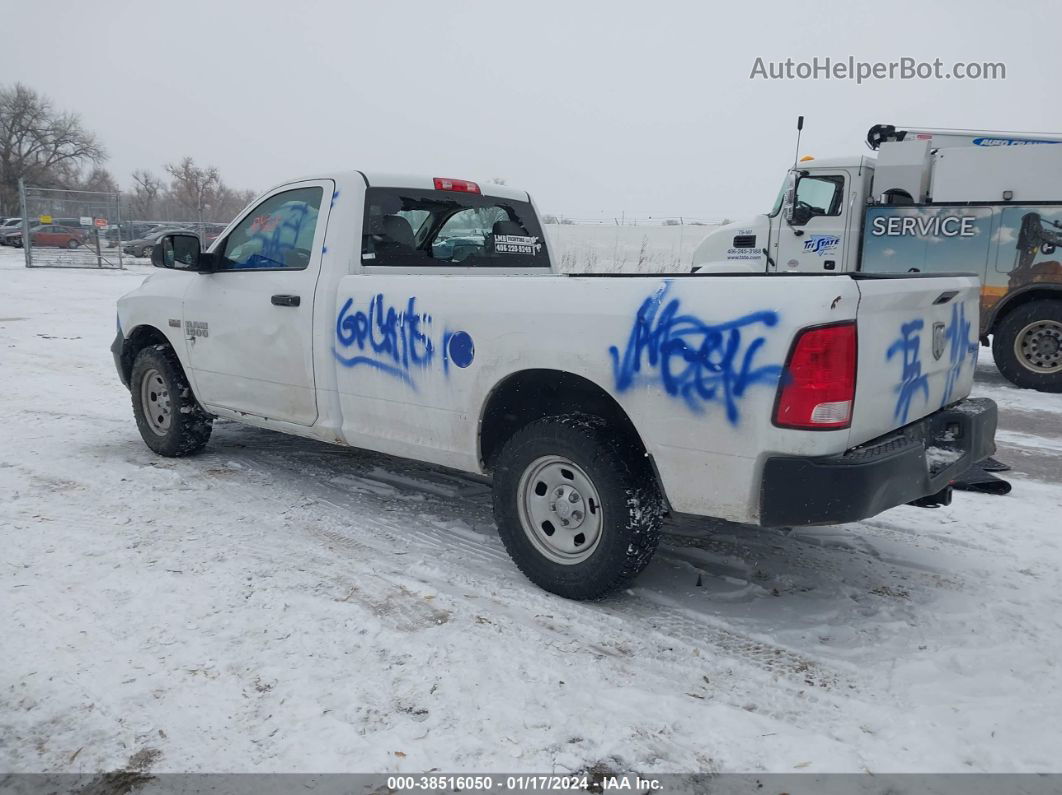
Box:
(850, 273), (982, 447)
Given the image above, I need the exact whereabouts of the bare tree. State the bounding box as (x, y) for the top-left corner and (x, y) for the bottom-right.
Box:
(165, 157), (221, 223)
(0, 83), (106, 214)
(129, 169), (164, 219)
(214, 187), (256, 221)
(79, 166), (118, 193)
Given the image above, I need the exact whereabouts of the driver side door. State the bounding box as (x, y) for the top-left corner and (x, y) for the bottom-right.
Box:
(776, 171), (850, 273)
(182, 179), (332, 426)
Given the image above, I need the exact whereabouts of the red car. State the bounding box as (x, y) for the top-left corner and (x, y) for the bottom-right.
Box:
(28, 224), (88, 249)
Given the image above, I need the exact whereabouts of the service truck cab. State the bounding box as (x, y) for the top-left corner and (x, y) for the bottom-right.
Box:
(693, 123), (1062, 393)
(113, 171), (997, 599)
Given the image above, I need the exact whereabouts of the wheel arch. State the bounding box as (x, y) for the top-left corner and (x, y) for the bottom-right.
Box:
(477, 368), (668, 505)
(985, 284), (1062, 338)
(119, 324), (179, 386)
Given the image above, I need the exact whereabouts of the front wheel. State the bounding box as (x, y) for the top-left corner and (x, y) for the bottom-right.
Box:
(992, 299), (1062, 392)
(492, 414), (663, 600)
(130, 345), (213, 456)
(67, 238), (80, 249)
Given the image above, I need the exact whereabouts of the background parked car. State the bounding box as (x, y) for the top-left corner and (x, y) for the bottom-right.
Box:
(0, 217), (22, 244)
(1, 224), (87, 249)
(205, 223), (227, 244)
(0, 228), (22, 246)
(35, 224), (88, 248)
(106, 222), (162, 248)
(122, 227), (193, 258)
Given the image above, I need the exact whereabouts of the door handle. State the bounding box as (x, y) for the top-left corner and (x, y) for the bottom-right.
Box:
(271, 294), (301, 307)
(823, 260), (836, 270)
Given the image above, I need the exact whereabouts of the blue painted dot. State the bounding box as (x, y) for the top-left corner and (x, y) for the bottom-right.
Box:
(448, 331), (474, 368)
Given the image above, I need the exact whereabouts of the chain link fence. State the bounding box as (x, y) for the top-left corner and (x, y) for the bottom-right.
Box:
(14, 181), (122, 268)
(16, 183), (124, 268)
(12, 182), (231, 267)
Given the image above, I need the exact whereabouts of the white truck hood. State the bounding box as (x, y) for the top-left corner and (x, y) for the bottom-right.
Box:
(691, 216), (770, 273)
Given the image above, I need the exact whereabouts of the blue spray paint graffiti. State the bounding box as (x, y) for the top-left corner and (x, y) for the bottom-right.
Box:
(940, 302), (980, 407)
(608, 282), (783, 424)
(446, 331), (475, 369)
(886, 319), (929, 423)
(334, 295), (434, 387)
(333, 295), (474, 387)
(239, 199), (317, 269)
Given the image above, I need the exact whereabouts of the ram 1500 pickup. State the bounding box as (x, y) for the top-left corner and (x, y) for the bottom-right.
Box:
(112, 172), (998, 599)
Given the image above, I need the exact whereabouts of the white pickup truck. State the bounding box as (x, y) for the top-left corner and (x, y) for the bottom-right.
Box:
(112, 172), (997, 599)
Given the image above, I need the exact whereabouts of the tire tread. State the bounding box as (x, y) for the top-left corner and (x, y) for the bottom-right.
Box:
(492, 413), (663, 600)
(130, 344), (212, 456)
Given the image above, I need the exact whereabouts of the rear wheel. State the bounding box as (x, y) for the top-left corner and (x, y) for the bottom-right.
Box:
(492, 414), (663, 600)
(130, 345), (213, 456)
(66, 238), (80, 249)
(992, 299), (1062, 392)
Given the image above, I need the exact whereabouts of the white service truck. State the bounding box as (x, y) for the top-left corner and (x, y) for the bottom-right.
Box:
(692, 123), (1062, 392)
(113, 172), (997, 599)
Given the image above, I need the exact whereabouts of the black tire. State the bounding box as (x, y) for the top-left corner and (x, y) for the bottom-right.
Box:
(130, 345), (213, 456)
(67, 238), (80, 249)
(492, 413), (664, 600)
(992, 299), (1062, 393)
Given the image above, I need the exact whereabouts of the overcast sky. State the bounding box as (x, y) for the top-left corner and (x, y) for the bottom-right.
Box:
(4, 0), (1061, 221)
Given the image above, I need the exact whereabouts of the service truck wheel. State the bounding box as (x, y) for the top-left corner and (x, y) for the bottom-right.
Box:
(492, 414), (663, 600)
(130, 345), (213, 456)
(992, 299), (1062, 393)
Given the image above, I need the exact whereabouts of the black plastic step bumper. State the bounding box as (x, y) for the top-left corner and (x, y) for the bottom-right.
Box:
(759, 398), (998, 527)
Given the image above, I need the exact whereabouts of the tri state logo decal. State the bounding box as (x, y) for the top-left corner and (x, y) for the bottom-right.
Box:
(803, 234), (840, 256)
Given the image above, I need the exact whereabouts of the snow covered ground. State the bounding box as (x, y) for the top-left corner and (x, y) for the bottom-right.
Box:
(545, 222), (716, 273)
(2, 245), (1061, 777)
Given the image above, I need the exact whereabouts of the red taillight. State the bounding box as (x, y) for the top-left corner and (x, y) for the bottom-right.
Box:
(433, 177), (480, 194)
(773, 322), (857, 430)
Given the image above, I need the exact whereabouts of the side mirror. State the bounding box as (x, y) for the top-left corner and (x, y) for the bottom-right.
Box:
(152, 233), (212, 271)
(782, 170), (798, 225)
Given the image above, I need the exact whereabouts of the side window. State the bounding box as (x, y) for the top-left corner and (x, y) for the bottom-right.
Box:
(792, 175), (844, 225)
(219, 186), (323, 271)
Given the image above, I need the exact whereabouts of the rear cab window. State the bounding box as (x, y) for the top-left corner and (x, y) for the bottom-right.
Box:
(361, 187), (548, 268)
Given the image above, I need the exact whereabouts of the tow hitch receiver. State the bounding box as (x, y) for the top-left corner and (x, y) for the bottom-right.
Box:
(908, 485), (953, 509)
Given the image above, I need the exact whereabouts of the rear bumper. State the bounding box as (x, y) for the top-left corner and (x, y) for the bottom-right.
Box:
(759, 398), (998, 527)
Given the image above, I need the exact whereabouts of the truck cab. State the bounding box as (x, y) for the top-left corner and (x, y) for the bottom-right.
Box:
(692, 157), (874, 277)
(693, 124), (1062, 392)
